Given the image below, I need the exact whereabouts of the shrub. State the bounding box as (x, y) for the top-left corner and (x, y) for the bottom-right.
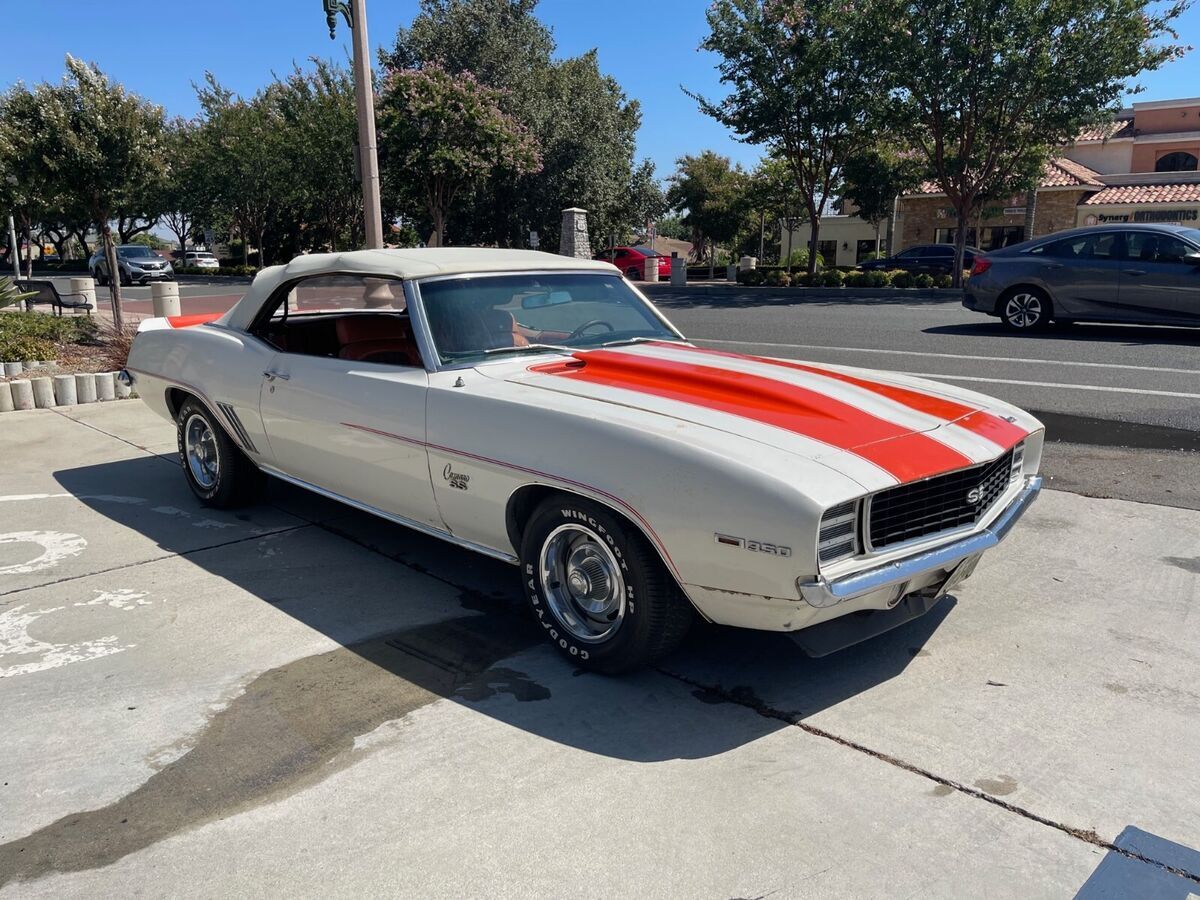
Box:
(777, 271), (792, 287)
(0, 276), (37, 309)
(890, 270), (915, 289)
(0, 310), (96, 344)
(819, 269), (845, 287)
(0, 334), (55, 362)
(862, 270), (890, 288)
(933, 273), (954, 289)
(914, 273), (935, 289)
(737, 268), (766, 286)
(784, 248), (824, 270)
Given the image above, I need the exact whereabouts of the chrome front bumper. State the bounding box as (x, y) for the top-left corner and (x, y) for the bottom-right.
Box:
(798, 475), (1042, 609)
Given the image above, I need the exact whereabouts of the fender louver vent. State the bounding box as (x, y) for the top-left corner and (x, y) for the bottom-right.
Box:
(216, 402), (258, 454)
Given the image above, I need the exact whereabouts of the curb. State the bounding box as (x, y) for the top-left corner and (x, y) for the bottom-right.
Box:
(0, 369), (134, 414)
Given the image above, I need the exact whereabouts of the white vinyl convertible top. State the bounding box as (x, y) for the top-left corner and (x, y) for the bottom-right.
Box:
(217, 247), (618, 331)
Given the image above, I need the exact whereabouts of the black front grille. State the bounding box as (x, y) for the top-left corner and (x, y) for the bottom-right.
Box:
(869, 449), (1014, 550)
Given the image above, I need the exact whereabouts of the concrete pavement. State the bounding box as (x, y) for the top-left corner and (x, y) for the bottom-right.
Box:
(2, 403), (1200, 896)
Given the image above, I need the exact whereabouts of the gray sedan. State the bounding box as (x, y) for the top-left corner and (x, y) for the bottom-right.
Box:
(963, 224), (1200, 331)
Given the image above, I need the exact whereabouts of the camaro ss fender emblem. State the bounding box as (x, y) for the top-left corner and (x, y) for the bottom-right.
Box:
(966, 487), (983, 504)
(443, 464), (470, 491)
(715, 533), (792, 557)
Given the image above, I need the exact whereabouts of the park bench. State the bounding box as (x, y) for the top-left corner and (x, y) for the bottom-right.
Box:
(16, 279), (94, 316)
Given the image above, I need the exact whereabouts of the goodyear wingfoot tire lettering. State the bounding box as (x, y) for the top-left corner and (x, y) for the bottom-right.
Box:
(520, 495), (692, 673)
(175, 398), (262, 508)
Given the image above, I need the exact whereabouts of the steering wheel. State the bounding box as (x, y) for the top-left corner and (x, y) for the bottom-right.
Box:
(567, 319), (615, 340)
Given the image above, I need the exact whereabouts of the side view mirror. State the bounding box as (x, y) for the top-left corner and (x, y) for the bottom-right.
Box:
(1184, 253), (1200, 267)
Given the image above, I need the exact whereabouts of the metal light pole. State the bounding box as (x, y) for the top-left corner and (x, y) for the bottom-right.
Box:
(7, 215), (19, 280)
(324, 0), (384, 249)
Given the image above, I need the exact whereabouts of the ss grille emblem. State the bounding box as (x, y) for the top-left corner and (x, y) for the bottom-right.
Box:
(966, 487), (983, 504)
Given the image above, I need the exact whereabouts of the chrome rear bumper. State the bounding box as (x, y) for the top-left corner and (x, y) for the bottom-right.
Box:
(798, 475), (1042, 609)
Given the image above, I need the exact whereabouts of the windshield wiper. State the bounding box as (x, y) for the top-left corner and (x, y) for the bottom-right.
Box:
(474, 343), (574, 357)
(596, 335), (679, 349)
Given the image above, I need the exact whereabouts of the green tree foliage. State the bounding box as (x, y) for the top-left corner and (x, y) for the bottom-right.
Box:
(378, 66), (541, 246)
(749, 155), (810, 268)
(840, 144), (927, 255)
(382, 0), (653, 248)
(666, 151), (750, 274)
(693, 0), (880, 275)
(868, 0), (1188, 283)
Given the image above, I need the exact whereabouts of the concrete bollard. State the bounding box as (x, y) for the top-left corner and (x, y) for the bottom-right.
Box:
(96, 372), (116, 401)
(0, 382), (13, 412)
(115, 374), (132, 399)
(10, 379), (34, 410)
(644, 256), (659, 283)
(75, 373), (98, 404)
(151, 281), (182, 318)
(739, 256), (758, 270)
(70, 276), (97, 315)
(671, 257), (686, 286)
(31, 377), (56, 408)
(2, 362), (21, 377)
(727, 264), (738, 281)
(53, 374), (78, 406)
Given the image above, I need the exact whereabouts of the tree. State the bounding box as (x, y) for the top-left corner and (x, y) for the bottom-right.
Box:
(21, 56), (166, 328)
(192, 75), (286, 266)
(750, 154), (808, 269)
(666, 151), (750, 276)
(157, 120), (202, 260)
(841, 145), (927, 256)
(377, 65), (540, 246)
(382, 0), (647, 248)
(870, 0), (1188, 284)
(693, 0), (881, 275)
(0, 80), (59, 276)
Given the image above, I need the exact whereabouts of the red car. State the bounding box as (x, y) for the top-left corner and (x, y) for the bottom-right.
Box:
(594, 245), (672, 280)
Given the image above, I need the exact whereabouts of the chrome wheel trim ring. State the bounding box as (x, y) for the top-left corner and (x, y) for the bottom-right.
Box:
(538, 523), (627, 644)
(184, 413), (219, 490)
(1005, 293), (1042, 328)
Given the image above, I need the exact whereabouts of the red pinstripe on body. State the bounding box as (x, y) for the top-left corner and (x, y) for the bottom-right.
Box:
(530, 349), (976, 482)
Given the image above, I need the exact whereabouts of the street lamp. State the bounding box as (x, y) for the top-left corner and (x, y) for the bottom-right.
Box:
(323, 0), (384, 249)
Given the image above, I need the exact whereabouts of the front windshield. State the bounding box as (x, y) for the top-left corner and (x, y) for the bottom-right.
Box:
(118, 246), (153, 259)
(419, 272), (681, 365)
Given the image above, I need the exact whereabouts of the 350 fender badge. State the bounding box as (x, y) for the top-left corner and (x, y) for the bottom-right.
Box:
(715, 533), (792, 557)
(443, 464), (470, 491)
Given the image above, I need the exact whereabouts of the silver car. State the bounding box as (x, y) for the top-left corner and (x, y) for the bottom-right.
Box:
(89, 245), (176, 286)
(963, 224), (1200, 331)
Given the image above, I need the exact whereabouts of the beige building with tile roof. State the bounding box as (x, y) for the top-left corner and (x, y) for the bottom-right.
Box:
(782, 96), (1200, 265)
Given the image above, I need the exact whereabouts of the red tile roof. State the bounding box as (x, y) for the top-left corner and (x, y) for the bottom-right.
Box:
(1043, 157), (1104, 187)
(912, 157), (1103, 194)
(1074, 120), (1136, 142)
(1082, 183), (1200, 205)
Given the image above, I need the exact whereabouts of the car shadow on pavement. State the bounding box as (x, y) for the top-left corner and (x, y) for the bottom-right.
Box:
(53, 455), (951, 765)
(925, 321), (1200, 346)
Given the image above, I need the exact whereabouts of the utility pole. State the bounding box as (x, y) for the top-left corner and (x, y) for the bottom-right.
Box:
(324, 0), (384, 249)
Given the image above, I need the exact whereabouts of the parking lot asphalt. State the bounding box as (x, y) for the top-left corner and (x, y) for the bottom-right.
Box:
(2, 403), (1199, 897)
(644, 284), (1200, 435)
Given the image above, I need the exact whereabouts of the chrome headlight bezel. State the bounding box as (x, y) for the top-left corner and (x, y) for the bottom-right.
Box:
(817, 498), (862, 567)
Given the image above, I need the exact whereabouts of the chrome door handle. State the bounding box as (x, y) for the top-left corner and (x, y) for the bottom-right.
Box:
(1124, 269), (1146, 276)
(263, 370), (290, 381)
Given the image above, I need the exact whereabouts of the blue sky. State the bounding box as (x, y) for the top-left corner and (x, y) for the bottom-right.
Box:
(3, 0), (1199, 182)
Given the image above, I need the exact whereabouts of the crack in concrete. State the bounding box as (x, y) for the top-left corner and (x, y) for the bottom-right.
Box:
(50, 408), (179, 464)
(657, 667), (1200, 886)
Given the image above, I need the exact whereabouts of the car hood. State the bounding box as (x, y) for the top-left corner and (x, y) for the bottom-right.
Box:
(488, 341), (1040, 489)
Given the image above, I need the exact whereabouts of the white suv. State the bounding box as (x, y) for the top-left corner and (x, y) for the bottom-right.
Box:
(183, 250), (220, 270)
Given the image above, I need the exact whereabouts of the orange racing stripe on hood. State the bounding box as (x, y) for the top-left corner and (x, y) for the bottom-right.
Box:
(656, 342), (1029, 450)
(530, 349), (974, 482)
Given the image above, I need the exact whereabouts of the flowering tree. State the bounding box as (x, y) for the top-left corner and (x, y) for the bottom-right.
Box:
(377, 65), (540, 246)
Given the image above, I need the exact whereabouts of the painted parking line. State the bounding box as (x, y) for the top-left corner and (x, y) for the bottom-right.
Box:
(697, 338), (1200, 376)
(886, 372), (1200, 400)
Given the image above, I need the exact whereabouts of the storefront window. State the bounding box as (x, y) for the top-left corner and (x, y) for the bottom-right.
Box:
(857, 239), (879, 263)
(816, 240), (838, 267)
(935, 226), (1025, 250)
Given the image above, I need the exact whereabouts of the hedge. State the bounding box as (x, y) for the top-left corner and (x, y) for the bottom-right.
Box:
(738, 267), (965, 289)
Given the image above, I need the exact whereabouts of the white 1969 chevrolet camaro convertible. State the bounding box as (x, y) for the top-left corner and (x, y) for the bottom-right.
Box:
(125, 248), (1043, 672)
